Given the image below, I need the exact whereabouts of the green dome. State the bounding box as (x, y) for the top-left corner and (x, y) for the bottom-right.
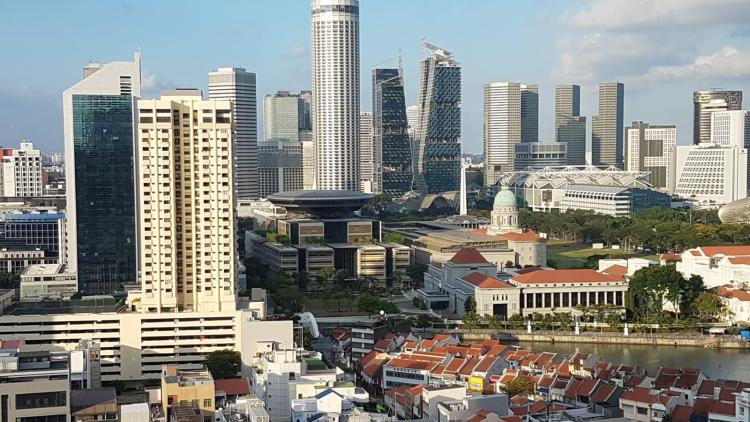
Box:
(494, 187), (517, 208)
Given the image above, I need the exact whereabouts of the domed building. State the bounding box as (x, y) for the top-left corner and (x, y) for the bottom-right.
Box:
(488, 185), (520, 235)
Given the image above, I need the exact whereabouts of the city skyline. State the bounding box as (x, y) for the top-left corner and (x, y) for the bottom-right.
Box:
(2, 0), (750, 154)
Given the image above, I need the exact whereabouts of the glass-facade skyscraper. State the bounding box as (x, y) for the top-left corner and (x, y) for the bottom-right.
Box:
(414, 43), (461, 194)
(592, 82), (624, 168)
(373, 68), (412, 197)
(555, 84), (586, 166)
(63, 54), (141, 295)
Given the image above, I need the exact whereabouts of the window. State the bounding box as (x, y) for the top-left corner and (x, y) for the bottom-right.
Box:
(203, 398), (212, 408)
(15, 391), (67, 409)
(637, 407), (648, 415)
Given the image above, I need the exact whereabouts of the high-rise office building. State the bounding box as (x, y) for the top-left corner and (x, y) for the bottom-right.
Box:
(693, 90), (742, 145)
(208, 67), (258, 201)
(483, 82), (521, 186)
(137, 90), (236, 313)
(414, 42), (461, 194)
(258, 139), (304, 197)
(359, 112), (374, 192)
(555, 84), (586, 166)
(373, 68), (412, 197)
(520, 84), (539, 144)
(63, 53), (140, 295)
(0, 141), (42, 197)
(311, 0), (360, 191)
(301, 137), (316, 190)
(514, 143), (568, 171)
(263, 91), (312, 143)
(625, 121), (677, 191)
(592, 82), (624, 168)
(712, 110), (750, 195)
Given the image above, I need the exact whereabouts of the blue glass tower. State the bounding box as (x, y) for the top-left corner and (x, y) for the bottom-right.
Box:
(373, 68), (412, 197)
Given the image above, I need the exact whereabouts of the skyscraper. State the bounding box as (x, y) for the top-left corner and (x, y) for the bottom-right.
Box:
(414, 42), (461, 194)
(263, 91), (311, 143)
(693, 89), (743, 144)
(137, 90), (236, 313)
(712, 110), (750, 195)
(483, 82), (521, 186)
(208, 67), (258, 200)
(625, 121), (677, 191)
(592, 82), (624, 168)
(311, 0), (360, 191)
(359, 111), (374, 192)
(373, 68), (412, 197)
(63, 53), (140, 295)
(555, 84), (586, 166)
(520, 84), (539, 144)
(258, 139), (304, 197)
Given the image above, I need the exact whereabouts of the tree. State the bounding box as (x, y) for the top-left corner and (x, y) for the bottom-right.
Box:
(205, 349), (241, 379)
(314, 267), (336, 284)
(692, 292), (727, 322)
(462, 312), (481, 329)
(504, 260), (515, 269)
(464, 296), (476, 314)
(502, 378), (535, 398)
(405, 264), (426, 289)
(357, 294), (397, 316)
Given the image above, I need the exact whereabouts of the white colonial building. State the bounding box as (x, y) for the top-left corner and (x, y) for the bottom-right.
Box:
(715, 285), (750, 324)
(676, 246), (750, 288)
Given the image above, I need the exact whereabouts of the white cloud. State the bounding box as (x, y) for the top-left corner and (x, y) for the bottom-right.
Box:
(555, 33), (675, 82)
(141, 71), (171, 97)
(569, 0), (750, 31)
(643, 46), (750, 81)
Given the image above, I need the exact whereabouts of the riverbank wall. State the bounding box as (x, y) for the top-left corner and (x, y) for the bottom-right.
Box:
(429, 330), (750, 349)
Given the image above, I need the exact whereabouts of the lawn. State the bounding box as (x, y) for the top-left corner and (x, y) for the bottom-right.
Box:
(547, 242), (657, 269)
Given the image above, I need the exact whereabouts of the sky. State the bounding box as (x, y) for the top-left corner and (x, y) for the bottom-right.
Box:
(1, 0), (750, 154)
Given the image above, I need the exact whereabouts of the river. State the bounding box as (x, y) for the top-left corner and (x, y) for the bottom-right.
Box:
(513, 341), (750, 381)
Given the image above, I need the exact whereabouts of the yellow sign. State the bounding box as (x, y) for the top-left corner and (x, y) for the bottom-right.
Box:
(468, 376), (484, 392)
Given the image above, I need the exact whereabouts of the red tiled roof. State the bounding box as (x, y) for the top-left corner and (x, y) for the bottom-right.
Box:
(693, 398), (714, 417)
(386, 358), (438, 371)
(475, 355), (500, 373)
(625, 375), (646, 388)
(511, 269), (623, 285)
(459, 357), (482, 376)
(709, 401), (736, 416)
(403, 340), (417, 350)
(728, 257), (750, 265)
(430, 262), (443, 269)
(621, 387), (657, 404)
(577, 379), (600, 397)
(444, 357), (467, 374)
(660, 253), (682, 262)
(515, 266), (544, 274)
(433, 334), (453, 342)
(671, 405), (693, 422)
(448, 247), (489, 264)
(602, 264), (628, 278)
(697, 380), (716, 396)
(591, 384), (616, 402)
(698, 245), (750, 257)
(501, 416), (523, 422)
(501, 230), (541, 242)
(716, 285), (750, 301)
(564, 378), (583, 399)
(0, 340), (23, 350)
(419, 339), (437, 351)
(374, 339), (392, 351)
(462, 272), (514, 289)
(215, 378), (251, 396)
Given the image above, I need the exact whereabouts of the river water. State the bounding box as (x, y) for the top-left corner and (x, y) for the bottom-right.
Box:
(514, 341), (750, 381)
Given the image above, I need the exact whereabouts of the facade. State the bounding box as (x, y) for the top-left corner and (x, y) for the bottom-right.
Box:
(311, 0), (360, 191)
(693, 89), (742, 145)
(0, 141), (43, 197)
(483, 82), (521, 186)
(372, 68), (412, 197)
(625, 122), (677, 191)
(0, 305), (276, 383)
(521, 84), (539, 144)
(137, 90), (236, 313)
(301, 138), (316, 190)
(0, 211), (65, 261)
(19, 263), (77, 301)
(208, 67), (259, 200)
(711, 110), (750, 195)
(414, 42), (462, 194)
(63, 53), (140, 295)
(360, 111), (374, 192)
(262, 90), (311, 143)
(161, 365), (215, 416)
(250, 348), (341, 422)
(592, 82), (624, 168)
(715, 285), (750, 324)
(0, 249), (55, 273)
(676, 245), (750, 288)
(555, 85), (586, 166)
(506, 166), (667, 214)
(560, 185), (671, 217)
(514, 143), (568, 170)
(258, 139), (304, 197)
(674, 144), (747, 207)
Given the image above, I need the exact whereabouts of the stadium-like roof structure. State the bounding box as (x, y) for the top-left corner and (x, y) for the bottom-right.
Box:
(500, 166), (654, 190)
